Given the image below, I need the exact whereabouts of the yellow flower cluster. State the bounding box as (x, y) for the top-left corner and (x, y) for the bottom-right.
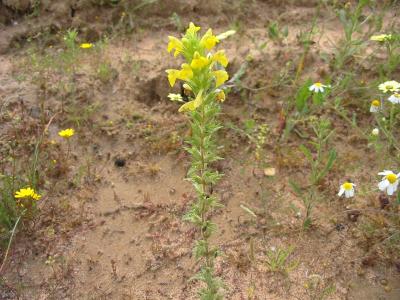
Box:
(166, 22), (230, 112)
(58, 128), (75, 138)
(14, 187), (41, 201)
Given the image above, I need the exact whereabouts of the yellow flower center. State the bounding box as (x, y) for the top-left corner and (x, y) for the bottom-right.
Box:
(343, 182), (353, 190)
(394, 94), (400, 98)
(386, 85), (393, 90)
(315, 82), (322, 87)
(371, 100), (380, 107)
(386, 173), (397, 184)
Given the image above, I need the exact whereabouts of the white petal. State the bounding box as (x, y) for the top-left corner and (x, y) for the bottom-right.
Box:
(345, 190), (352, 198)
(378, 179), (389, 191)
(338, 187), (345, 196)
(378, 170), (393, 176)
(387, 184), (394, 195)
(309, 86), (315, 92)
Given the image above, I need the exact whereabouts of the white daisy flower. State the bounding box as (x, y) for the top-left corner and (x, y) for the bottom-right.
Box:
(338, 182), (356, 198)
(379, 81), (400, 94)
(388, 93), (400, 104)
(371, 128), (379, 136)
(378, 170), (400, 196)
(167, 93), (184, 102)
(309, 82), (329, 93)
(369, 99), (381, 113)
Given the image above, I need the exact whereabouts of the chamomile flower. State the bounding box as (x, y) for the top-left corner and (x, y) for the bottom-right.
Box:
(370, 99), (381, 113)
(378, 170), (400, 196)
(80, 43), (93, 49)
(309, 82), (329, 93)
(388, 93), (400, 104)
(338, 182), (355, 198)
(371, 128), (379, 136)
(14, 187), (41, 200)
(58, 128), (75, 138)
(168, 93), (184, 102)
(379, 80), (400, 94)
(370, 34), (393, 42)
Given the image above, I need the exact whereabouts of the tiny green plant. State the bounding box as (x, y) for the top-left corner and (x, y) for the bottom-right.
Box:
(265, 245), (298, 274)
(299, 117), (336, 186)
(166, 22), (232, 299)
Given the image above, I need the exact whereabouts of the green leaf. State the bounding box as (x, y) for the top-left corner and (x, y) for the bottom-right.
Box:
(295, 79), (312, 113)
(299, 144), (313, 162)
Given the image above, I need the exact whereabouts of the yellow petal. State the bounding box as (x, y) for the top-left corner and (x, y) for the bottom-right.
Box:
(216, 90), (225, 102)
(213, 70), (229, 87)
(167, 36), (183, 57)
(178, 63), (193, 81)
(186, 22), (201, 35)
(190, 52), (210, 69)
(212, 50), (228, 67)
(178, 90), (203, 112)
(200, 29), (219, 50)
(166, 69), (179, 87)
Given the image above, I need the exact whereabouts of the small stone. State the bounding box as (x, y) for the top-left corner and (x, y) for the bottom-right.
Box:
(379, 194), (389, 209)
(380, 278), (388, 286)
(347, 210), (361, 222)
(115, 158), (126, 167)
(264, 167), (276, 177)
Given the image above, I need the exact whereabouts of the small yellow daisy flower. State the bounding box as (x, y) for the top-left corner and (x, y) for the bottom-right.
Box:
(379, 80), (400, 94)
(388, 94), (400, 104)
(338, 182), (355, 198)
(309, 82), (330, 93)
(80, 43), (93, 49)
(58, 128), (75, 138)
(15, 187), (41, 200)
(378, 170), (400, 196)
(370, 99), (381, 113)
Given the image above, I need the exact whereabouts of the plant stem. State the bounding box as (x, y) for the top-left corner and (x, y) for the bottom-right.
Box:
(0, 214), (22, 275)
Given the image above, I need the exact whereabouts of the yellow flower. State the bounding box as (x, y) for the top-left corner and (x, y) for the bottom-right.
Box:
(58, 128), (75, 138)
(15, 187), (41, 201)
(216, 90), (225, 102)
(186, 22), (201, 35)
(200, 29), (219, 50)
(179, 89), (203, 112)
(213, 70), (229, 87)
(166, 69), (180, 87)
(190, 52), (210, 69)
(80, 43), (93, 49)
(166, 64), (193, 87)
(212, 50), (228, 67)
(167, 36), (183, 57)
(370, 34), (392, 42)
(179, 63), (194, 81)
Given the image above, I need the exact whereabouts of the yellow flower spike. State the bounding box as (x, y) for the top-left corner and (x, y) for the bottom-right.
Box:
(58, 128), (75, 138)
(216, 90), (225, 102)
(212, 50), (228, 67)
(190, 52), (210, 69)
(166, 69), (180, 87)
(213, 70), (229, 87)
(179, 90), (204, 113)
(186, 22), (201, 35)
(80, 43), (93, 49)
(167, 36), (183, 57)
(200, 29), (219, 50)
(178, 63), (193, 81)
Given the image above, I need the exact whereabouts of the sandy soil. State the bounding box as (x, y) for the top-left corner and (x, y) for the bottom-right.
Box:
(1, 0), (400, 299)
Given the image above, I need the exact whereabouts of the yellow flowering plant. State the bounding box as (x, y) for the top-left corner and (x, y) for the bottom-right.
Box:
(166, 22), (232, 299)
